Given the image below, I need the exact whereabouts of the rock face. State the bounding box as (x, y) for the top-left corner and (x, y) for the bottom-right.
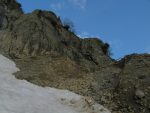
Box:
(114, 54), (150, 113)
(0, 0), (23, 30)
(0, 0), (150, 113)
(0, 7), (111, 67)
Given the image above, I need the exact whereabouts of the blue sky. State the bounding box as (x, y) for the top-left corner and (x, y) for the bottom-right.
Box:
(17, 0), (150, 59)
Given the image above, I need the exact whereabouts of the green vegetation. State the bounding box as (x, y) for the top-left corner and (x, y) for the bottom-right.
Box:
(62, 19), (75, 33)
(102, 43), (112, 56)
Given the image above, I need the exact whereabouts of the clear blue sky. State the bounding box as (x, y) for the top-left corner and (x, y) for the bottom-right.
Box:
(17, 0), (150, 59)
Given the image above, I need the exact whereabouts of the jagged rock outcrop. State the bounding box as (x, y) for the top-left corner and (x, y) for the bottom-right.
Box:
(0, 0), (150, 113)
(0, 0), (23, 30)
(0, 4), (111, 68)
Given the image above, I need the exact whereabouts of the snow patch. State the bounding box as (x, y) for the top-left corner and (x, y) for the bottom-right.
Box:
(0, 54), (111, 113)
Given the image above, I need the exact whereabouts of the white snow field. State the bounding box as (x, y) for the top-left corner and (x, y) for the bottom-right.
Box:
(0, 54), (111, 113)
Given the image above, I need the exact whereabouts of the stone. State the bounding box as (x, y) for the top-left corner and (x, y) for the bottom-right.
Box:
(135, 89), (145, 99)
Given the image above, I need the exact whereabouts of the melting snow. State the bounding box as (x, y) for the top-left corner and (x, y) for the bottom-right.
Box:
(0, 55), (111, 113)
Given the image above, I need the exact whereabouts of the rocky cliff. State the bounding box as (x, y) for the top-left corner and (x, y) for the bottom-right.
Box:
(0, 0), (150, 113)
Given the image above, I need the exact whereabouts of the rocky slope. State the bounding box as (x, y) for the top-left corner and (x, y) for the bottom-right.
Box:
(0, 54), (111, 113)
(0, 0), (150, 113)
